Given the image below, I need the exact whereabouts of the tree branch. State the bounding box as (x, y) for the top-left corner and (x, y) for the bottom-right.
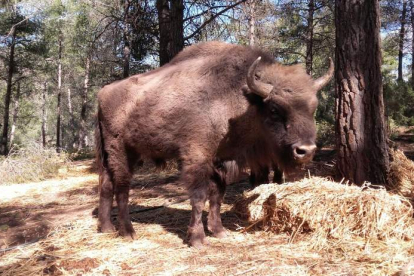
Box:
(184, 0), (247, 41)
(1, 15), (32, 44)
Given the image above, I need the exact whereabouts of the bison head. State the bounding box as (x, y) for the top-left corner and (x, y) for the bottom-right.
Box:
(245, 57), (334, 172)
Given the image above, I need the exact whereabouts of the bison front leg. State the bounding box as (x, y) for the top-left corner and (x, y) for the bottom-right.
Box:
(183, 160), (213, 248)
(273, 165), (283, 184)
(188, 188), (208, 248)
(207, 179), (227, 239)
(249, 166), (270, 187)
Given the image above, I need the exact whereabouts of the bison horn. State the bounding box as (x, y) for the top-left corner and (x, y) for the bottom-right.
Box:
(247, 57), (274, 98)
(313, 57), (334, 91)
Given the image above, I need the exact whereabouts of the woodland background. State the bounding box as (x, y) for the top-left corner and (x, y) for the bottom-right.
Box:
(0, 0), (412, 159)
(3, 2), (414, 275)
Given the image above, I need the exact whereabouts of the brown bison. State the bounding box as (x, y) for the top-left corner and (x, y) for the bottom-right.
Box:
(95, 41), (333, 247)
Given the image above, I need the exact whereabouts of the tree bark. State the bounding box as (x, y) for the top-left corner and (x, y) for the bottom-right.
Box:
(56, 37), (63, 152)
(398, 0), (407, 81)
(1, 27), (16, 155)
(157, 0), (170, 66)
(67, 88), (73, 116)
(411, 0), (414, 88)
(248, 0), (256, 46)
(156, 0), (184, 66)
(9, 81), (20, 147)
(306, 0), (315, 75)
(123, 0), (131, 78)
(42, 81), (48, 148)
(335, 0), (389, 185)
(78, 56), (90, 150)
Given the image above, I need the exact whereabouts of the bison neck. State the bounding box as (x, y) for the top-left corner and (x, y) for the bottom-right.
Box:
(216, 106), (265, 160)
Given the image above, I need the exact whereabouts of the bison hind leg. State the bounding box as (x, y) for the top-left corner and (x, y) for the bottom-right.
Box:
(98, 168), (116, 233)
(106, 145), (140, 240)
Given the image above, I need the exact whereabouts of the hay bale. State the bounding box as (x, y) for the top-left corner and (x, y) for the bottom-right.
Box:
(234, 177), (414, 246)
(388, 149), (414, 199)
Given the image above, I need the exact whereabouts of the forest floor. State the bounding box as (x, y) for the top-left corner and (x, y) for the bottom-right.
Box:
(1, 130), (414, 275)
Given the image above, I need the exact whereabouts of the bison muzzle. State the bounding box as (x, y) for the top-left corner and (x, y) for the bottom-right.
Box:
(95, 41), (333, 247)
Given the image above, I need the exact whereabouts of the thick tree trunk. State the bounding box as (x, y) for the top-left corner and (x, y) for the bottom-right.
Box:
(157, 0), (170, 66)
(248, 0), (256, 46)
(1, 28), (16, 155)
(42, 82), (48, 147)
(411, 0), (414, 88)
(170, 0), (184, 59)
(56, 37), (63, 152)
(306, 0), (315, 75)
(78, 56), (90, 150)
(156, 0), (184, 66)
(335, 0), (389, 185)
(398, 0), (407, 81)
(9, 81), (20, 147)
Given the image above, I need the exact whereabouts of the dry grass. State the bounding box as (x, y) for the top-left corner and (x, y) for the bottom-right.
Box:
(0, 144), (70, 184)
(388, 148), (414, 199)
(2, 153), (414, 275)
(234, 178), (414, 244)
(231, 149), (414, 275)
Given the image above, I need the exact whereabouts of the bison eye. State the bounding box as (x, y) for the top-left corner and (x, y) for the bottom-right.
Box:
(270, 108), (284, 121)
(283, 88), (293, 93)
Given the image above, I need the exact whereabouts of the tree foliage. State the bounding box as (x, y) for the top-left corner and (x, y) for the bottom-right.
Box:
(0, 0), (412, 155)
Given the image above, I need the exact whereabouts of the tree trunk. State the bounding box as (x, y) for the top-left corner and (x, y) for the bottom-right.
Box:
(123, 37), (130, 78)
(67, 88), (73, 116)
(42, 81), (48, 147)
(306, 0), (315, 75)
(78, 56), (90, 150)
(1, 27), (16, 155)
(123, 0), (131, 78)
(335, 0), (389, 185)
(56, 37), (63, 152)
(170, 0), (184, 59)
(398, 0), (407, 81)
(9, 81), (20, 147)
(156, 0), (184, 66)
(248, 0), (256, 46)
(157, 0), (170, 66)
(411, 0), (414, 88)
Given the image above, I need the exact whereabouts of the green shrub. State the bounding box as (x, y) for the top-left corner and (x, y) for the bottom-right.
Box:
(0, 144), (70, 184)
(316, 121), (335, 147)
(384, 81), (414, 126)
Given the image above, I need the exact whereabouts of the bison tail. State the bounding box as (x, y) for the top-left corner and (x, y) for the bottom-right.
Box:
(95, 109), (106, 177)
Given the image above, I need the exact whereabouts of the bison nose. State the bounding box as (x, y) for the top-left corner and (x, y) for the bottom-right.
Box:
(292, 143), (317, 162)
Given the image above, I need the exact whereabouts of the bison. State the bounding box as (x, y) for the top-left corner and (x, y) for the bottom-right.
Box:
(95, 41), (333, 247)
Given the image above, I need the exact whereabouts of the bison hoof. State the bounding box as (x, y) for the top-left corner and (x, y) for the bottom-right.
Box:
(208, 223), (228, 239)
(100, 222), (116, 233)
(190, 236), (209, 248)
(213, 229), (228, 239)
(119, 223), (137, 240)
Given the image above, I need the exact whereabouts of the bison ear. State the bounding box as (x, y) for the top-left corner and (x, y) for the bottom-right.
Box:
(242, 85), (264, 106)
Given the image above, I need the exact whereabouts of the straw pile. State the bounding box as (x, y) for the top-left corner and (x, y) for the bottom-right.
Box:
(234, 177), (414, 247)
(388, 148), (414, 199)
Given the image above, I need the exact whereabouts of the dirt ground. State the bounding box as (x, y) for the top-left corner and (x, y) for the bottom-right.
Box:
(1, 134), (414, 275)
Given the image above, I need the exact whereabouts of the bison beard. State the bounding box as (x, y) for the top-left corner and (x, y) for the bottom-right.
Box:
(95, 41), (333, 247)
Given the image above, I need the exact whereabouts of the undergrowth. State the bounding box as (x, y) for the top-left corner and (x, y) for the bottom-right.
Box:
(0, 144), (70, 184)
